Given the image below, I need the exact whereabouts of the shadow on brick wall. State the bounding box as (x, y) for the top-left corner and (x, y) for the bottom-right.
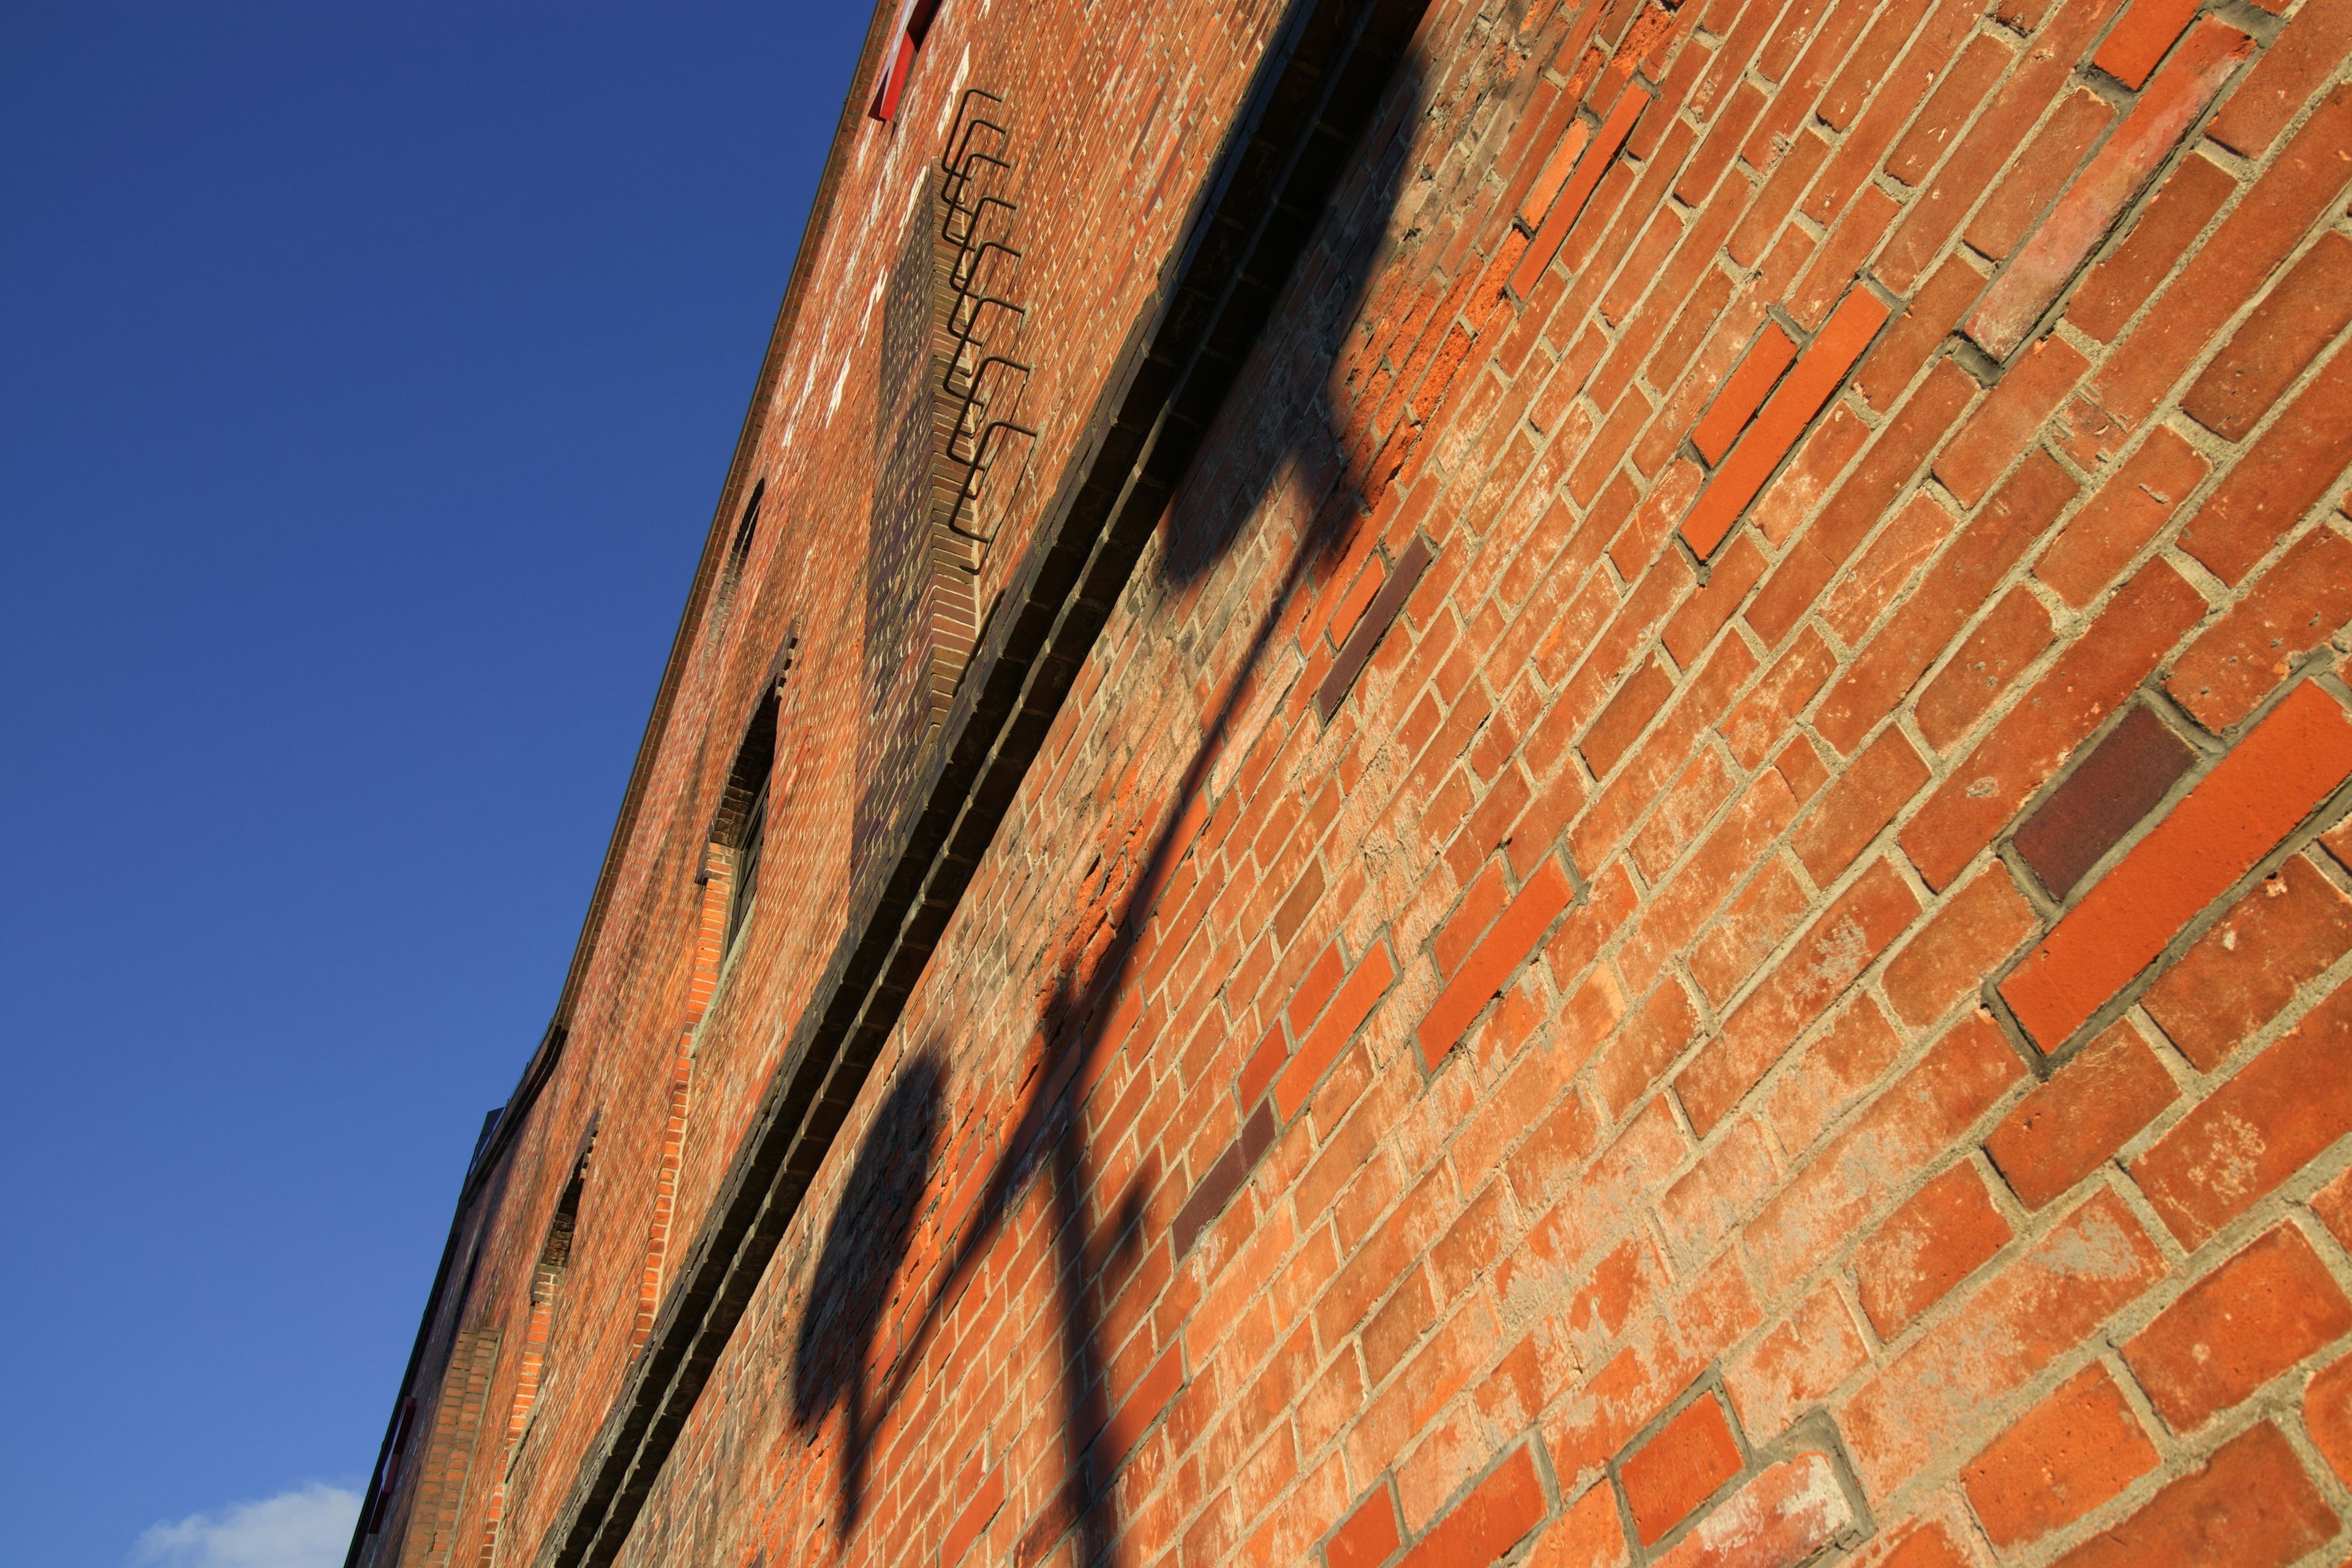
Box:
(794, 0), (1458, 1557)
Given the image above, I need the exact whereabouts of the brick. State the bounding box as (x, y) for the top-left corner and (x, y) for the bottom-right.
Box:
(2209, 0), (2352, 157)
(1662, 532), (1768, 669)
(1971, 19), (2253, 358)
(1915, 587), (2056, 752)
(2013, 703), (2198, 900)
(1965, 89), (2116, 261)
(1525, 1484), (1628, 1568)
(1676, 859), (1924, 1136)
(2064, 153), (2236, 345)
(1682, 288), (1892, 559)
(1398, 1445), (1549, 1568)
(1790, 728), (1931, 883)
(1584, 655), (1677, 779)
(1419, 859), (1576, 1066)
(1885, 862), (2040, 1031)
(1986, 1017), (2181, 1209)
(1694, 325), (1801, 466)
(2182, 233), (2352, 442)
(2131, 974), (2352, 1246)
(2068, 85), (2352, 461)
(1722, 630), (1835, 771)
(1743, 1011), (2028, 1300)
(1815, 451), (2079, 756)
(1856, 255), (1983, 413)
(2313, 1352), (2352, 1490)
(1650, 1452), (1856, 1568)
(1278, 944), (1398, 1119)
(1724, 1285), (1870, 1444)
(2092, 0), (2202, 86)
(2124, 1223), (2352, 1431)
(2316, 1168), (2352, 1252)
(1934, 338), (2091, 508)
(2144, 853), (2352, 1069)
(1961, 1364), (2160, 1548)
(1885, 32), (2015, 186)
(2002, 684), (2352, 1050)
(1621, 1394), (1744, 1545)
(1596, 980), (1703, 1121)
(1839, 1188), (2166, 1501)
(1760, 997), (1905, 1158)
(1328, 1485), (1403, 1568)
(2179, 347), (2352, 587)
(942, 1461), (1005, 1568)
(1687, 859), (1813, 1008)
(2052, 1423), (2339, 1568)
(2174, 522), (2352, 736)
(1854, 1161), (2016, 1338)
(1747, 359), (1979, 648)
(1521, 117), (1597, 228)
(1511, 89), (1648, 299)
(2031, 424), (2210, 609)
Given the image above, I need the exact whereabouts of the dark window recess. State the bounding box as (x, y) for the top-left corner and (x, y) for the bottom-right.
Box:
(706, 643), (794, 960)
(367, 1397), (417, 1533)
(729, 777), (769, 956)
(710, 481), (763, 636)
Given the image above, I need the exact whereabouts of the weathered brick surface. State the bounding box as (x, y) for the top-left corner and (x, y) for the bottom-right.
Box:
(350, 2), (2352, 1567)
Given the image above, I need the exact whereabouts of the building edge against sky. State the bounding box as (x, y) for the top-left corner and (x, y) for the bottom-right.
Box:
(352, 0), (2352, 1566)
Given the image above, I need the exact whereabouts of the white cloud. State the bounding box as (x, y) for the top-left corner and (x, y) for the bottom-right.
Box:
(132, 1483), (361, 1568)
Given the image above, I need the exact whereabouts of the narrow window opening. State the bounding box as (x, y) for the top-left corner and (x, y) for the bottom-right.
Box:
(709, 480), (763, 637)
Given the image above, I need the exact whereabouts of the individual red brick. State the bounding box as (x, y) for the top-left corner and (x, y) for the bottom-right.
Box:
(1760, 997), (1907, 1158)
(1790, 727), (1931, 884)
(2093, 0), (2204, 87)
(1683, 288), (1892, 558)
(1595, 979), (1702, 1120)
(1933, 337), (2091, 508)
(1525, 1483), (1629, 1568)
(2066, 154), (2237, 344)
(2128, 524), (2352, 698)
(1855, 254), (1985, 413)
(2012, 703), (2198, 900)
(1694, 325), (1800, 466)
(1815, 451), (2079, 756)
(1839, 1188), (2166, 1501)
(2312, 1352), (2352, 1489)
(2143, 853), (2352, 1069)
(2132, 975), (2352, 1246)
(2312, 1166), (2352, 1251)
(1327, 1484), (1403, 1568)
(1621, 1395), (1744, 1545)
(2032, 425), (2210, 609)
(2179, 349), (2352, 587)
(2182, 233), (2352, 440)
(2067, 85), (2352, 460)
(1855, 1161), (2016, 1338)
(2124, 1223), (2352, 1431)
(2209, 0), (2352, 158)
(1584, 655), (1677, 779)
(1722, 630), (1834, 771)
(1511, 89), (1648, 298)
(1819, 491), (1956, 650)
(1883, 862), (2039, 1030)
(1676, 859), (1924, 1136)
(1963, 1364), (2160, 1548)
(1750, 404), (1872, 549)
(1521, 117), (1597, 227)
(1650, 1453), (1856, 1568)
(1687, 858), (1813, 1008)
(1965, 89), (2116, 260)
(2001, 683), (2352, 1050)
(1915, 586), (2056, 752)
(1885, 32), (2015, 186)
(1986, 1017), (2182, 1209)
(943, 1460), (1006, 1568)
(1789, 183), (1901, 328)
(1277, 943), (1398, 1118)
(1419, 859), (1575, 1065)
(2053, 1423), (2340, 1568)
(1398, 1445), (1550, 1568)
(1904, 559), (2207, 891)
(1970, 19), (2253, 358)
(1724, 1286), (1871, 1444)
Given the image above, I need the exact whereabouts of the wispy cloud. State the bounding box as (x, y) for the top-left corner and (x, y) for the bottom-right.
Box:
(132, 1482), (361, 1568)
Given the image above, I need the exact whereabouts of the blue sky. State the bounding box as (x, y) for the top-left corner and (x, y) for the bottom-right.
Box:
(0, 6), (870, 1562)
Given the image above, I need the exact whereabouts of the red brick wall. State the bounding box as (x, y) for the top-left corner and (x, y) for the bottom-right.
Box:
(356, 0), (2352, 1564)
